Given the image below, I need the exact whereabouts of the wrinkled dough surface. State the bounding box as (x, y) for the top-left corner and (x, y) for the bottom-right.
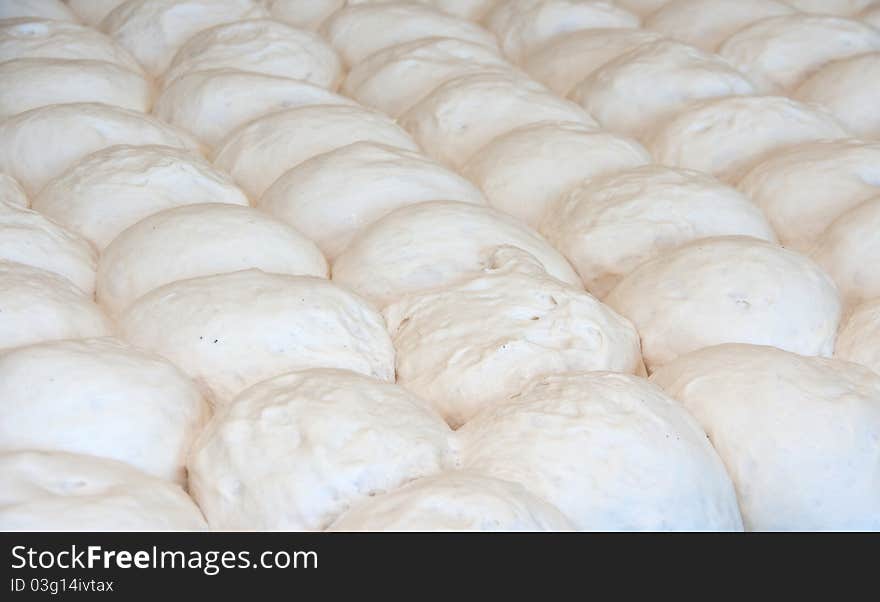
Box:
(835, 299), (880, 375)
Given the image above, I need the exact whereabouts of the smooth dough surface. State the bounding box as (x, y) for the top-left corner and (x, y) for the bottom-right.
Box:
(786, 0), (876, 15)
(835, 299), (880, 375)
(604, 236), (842, 371)
(0, 174), (28, 208)
(651, 344), (880, 531)
(862, 3), (880, 26)
(120, 270), (395, 405)
(614, 0), (669, 15)
(458, 372), (743, 531)
(266, 0), (345, 29)
(68, 0), (129, 26)
(188, 369), (453, 530)
(0, 0), (77, 22)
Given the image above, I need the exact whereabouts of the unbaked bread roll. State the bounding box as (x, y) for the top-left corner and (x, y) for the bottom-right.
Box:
(399, 71), (595, 169)
(604, 236), (841, 371)
(836, 299), (880, 375)
(333, 201), (581, 307)
(120, 270), (395, 404)
(465, 122), (650, 227)
(718, 15), (880, 93)
(68, 0), (129, 26)
(161, 19), (341, 89)
(384, 248), (642, 427)
(484, 0), (639, 63)
(651, 344), (880, 530)
(0, 338), (207, 483)
(646, 96), (849, 184)
(0, 174), (28, 208)
(214, 105), (419, 199)
(321, 3), (497, 67)
(794, 52), (880, 140)
(738, 140), (880, 251)
(786, 0), (876, 15)
(188, 369), (453, 530)
(330, 471), (573, 531)
(0, 201), (97, 294)
(33, 145), (248, 249)
(266, 0), (345, 29)
(570, 39), (755, 139)
(0, 262), (112, 352)
(98, 203), (328, 315)
(458, 372), (743, 531)
(0, 58), (152, 119)
(541, 166), (778, 297)
(0, 0), (77, 22)
(259, 142), (486, 259)
(0, 451), (207, 531)
(0, 103), (201, 196)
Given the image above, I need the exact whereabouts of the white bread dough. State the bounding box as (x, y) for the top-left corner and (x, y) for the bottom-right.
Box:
(0, 58), (152, 120)
(570, 39), (755, 139)
(794, 52), (880, 140)
(259, 142), (486, 259)
(0, 174), (28, 208)
(321, 3), (498, 67)
(614, 0), (669, 15)
(429, 0), (499, 19)
(0, 451), (206, 531)
(862, 3), (880, 26)
(333, 201), (581, 307)
(0, 18), (142, 72)
(68, 0), (129, 26)
(98, 203), (328, 315)
(604, 236), (842, 371)
(0, 0), (77, 22)
(162, 19), (341, 89)
(651, 344), (880, 530)
(646, 96), (849, 184)
(458, 372), (743, 531)
(738, 140), (880, 251)
(465, 122), (650, 227)
(383, 249), (642, 427)
(787, 0), (876, 15)
(266, 0), (344, 29)
(0, 201), (97, 294)
(718, 15), (880, 93)
(399, 71), (595, 169)
(188, 369), (453, 530)
(0, 338), (207, 484)
(330, 471), (573, 531)
(0, 103), (201, 196)
(645, 0), (795, 51)
(836, 299), (880, 375)
(155, 70), (356, 150)
(119, 270), (395, 405)
(343, 37), (511, 117)
(0, 262), (113, 352)
(541, 166), (778, 297)
(810, 199), (880, 309)
(484, 0), (639, 63)
(33, 145), (248, 249)
(100, 0), (267, 75)
(214, 105), (418, 199)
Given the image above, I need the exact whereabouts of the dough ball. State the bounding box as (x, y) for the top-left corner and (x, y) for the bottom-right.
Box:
(0, 103), (201, 196)
(68, 0), (129, 26)
(718, 15), (880, 93)
(33, 145), (248, 250)
(0, 0), (77, 22)
(570, 39), (755, 138)
(541, 165), (778, 297)
(98, 203), (328, 315)
(259, 142), (486, 259)
(119, 270), (395, 405)
(320, 3), (497, 67)
(738, 140), (880, 251)
(786, 0), (876, 15)
(214, 105), (418, 199)
(484, 0), (639, 63)
(333, 201), (581, 307)
(0, 202), (97, 294)
(836, 299), (880, 375)
(604, 236), (841, 371)
(155, 70), (356, 149)
(465, 122), (650, 227)
(458, 372), (743, 531)
(188, 369), (453, 530)
(384, 248), (642, 427)
(794, 52), (880, 140)
(0, 262), (113, 352)
(0, 451), (206, 531)
(0, 338), (207, 484)
(399, 71), (595, 169)
(100, 0), (267, 75)
(646, 95), (849, 184)
(266, 0), (345, 29)
(162, 19), (341, 90)
(651, 344), (880, 530)
(330, 471), (573, 531)
(0, 174), (28, 208)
